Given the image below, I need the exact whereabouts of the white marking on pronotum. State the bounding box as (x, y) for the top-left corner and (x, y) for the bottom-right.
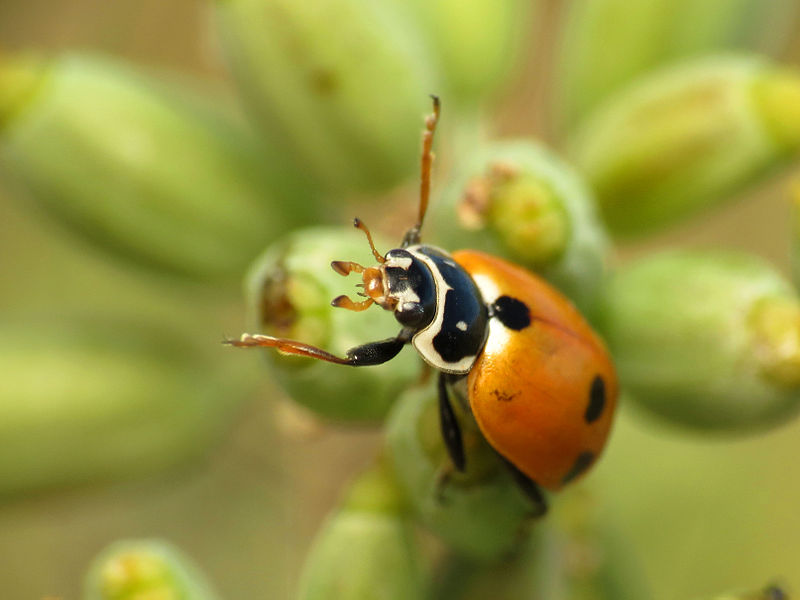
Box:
(456, 321), (468, 331)
(396, 288), (420, 305)
(384, 253), (419, 307)
(407, 247), (476, 374)
(386, 254), (412, 270)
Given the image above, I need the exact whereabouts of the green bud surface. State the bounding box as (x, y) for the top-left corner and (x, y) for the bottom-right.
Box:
(751, 67), (800, 153)
(556, 0), (800, 131)
(0, 53), (49, 131)
(390, 0), (534, 104)
(0, 318), (247, 495)
(386, 379), (536, 561)
(244, 227), (418, 421)
(432, 140), (611, 315)
(571, 56), (800, 237)
(599, 249), (800, 430)
(214, 0), (438, 193)
(0, 52), (312, 280)
(791, 181), (800, 287)
(438, 489), (650, 600)
(297, 462), (425, 600)
(83, 539), (219, 600)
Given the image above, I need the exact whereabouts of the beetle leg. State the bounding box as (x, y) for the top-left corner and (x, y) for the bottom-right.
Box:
(226, 330), (410, 367)
(345, 334), (408, 366)
(438, 372), (466, 471)
(499, 455), (548, 517)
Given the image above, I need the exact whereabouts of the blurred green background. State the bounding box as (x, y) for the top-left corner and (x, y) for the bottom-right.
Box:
(1, 1), (800, 599)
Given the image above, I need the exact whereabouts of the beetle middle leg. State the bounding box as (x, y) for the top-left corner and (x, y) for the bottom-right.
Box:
(438, 372), (466, 472)
(499, 455), (548, 517)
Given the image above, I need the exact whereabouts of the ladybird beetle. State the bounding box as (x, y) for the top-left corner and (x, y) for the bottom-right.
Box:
(228, 96), (617, 515)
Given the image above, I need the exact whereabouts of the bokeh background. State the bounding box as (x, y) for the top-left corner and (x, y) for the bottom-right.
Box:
(1, 1), (800, 598)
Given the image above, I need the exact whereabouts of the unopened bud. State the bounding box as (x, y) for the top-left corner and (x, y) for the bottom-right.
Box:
(571, 56), (800, 237)
(1, 52), (313, 280)
(385, 379), (536, 560)
(83, 539), (219, 600)
(599, 249), (800, 430)
(433, 140), (611, 315)
(213, 0), (438, 193)
(243, 227), (418, 421)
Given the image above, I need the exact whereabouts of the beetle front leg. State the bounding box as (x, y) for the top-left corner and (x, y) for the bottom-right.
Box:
(226, 330), (411, 367)
(344, 335), (409, 366)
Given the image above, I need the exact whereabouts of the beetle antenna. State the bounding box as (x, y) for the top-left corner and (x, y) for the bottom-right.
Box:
(403, 95), (440, 247)
(353, 218), (384, 263)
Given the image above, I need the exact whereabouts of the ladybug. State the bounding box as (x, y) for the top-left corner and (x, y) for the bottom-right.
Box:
(228, 97), (617, 515)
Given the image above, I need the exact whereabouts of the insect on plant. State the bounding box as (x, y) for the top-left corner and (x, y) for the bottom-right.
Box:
(227, 96), (618, 516)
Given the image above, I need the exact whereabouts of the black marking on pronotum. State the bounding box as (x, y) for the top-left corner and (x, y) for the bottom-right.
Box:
(584, 375), (606, 424)
(433, 289), (487, 362)
(492, 295), (531, 330)
(562, 451), (595, 485)
(417, 246), (488, 366)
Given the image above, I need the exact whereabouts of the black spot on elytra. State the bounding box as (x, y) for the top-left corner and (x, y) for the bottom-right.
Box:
(492, 295), (531, 330)
(491, 389), (518, 403)
(585, 375), (606, 423)
(561, 451), (595, 485)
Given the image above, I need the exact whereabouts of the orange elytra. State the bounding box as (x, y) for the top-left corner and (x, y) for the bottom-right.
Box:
(454, 249), (617, 491)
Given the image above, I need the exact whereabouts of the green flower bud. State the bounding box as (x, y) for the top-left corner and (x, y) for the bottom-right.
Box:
(385, 378), (536, 561)
(297, 459), (426, 600)
(244, 226), (418, 421)
(547, 489), (652, 600)
(598, 249), (800, 430)
(0, 52), (313, 280)
(570, 56), (800, 237)
(0, 317), (248, 495)
(431, 140), (611, 315)
(213, 0), (438, 193)
(431, 528), (552, 599)
(556, 0), (800, 130)
(83, 539), (219, 600)
(436, 489), (650, 600)
(390, 0), (535, 104)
